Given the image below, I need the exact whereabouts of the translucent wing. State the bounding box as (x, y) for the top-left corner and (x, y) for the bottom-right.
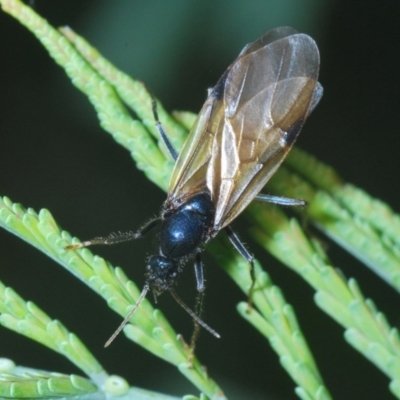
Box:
(168, 27), (322, 229)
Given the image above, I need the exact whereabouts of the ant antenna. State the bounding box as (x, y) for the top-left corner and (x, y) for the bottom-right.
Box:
(104, 284), (150, 347)
(104, 285), (220, 347)
(169, 289), (220, 339)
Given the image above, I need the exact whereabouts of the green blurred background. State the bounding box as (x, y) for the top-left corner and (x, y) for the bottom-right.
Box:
(1, 1), (400, 399)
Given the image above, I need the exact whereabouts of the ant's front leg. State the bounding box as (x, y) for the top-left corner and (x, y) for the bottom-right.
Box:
(65, 218), (161, 250)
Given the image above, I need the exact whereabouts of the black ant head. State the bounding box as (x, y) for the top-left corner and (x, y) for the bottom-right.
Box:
(146, 255), (179, 294)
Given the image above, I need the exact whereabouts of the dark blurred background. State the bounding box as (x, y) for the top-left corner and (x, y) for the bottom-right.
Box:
(1, 1), (400, 399)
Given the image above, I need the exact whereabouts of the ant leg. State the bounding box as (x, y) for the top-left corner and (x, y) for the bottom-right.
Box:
(224, 226), (255, 309)
(189, 254), (206, 360)
(194, 252), (205, 292)
(256, 192), (311, 251)
(255, 193), (306, 207)
(170, 280), (219, 363)
(65, 218), (161, 250)
(151, 97), (178, 162)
